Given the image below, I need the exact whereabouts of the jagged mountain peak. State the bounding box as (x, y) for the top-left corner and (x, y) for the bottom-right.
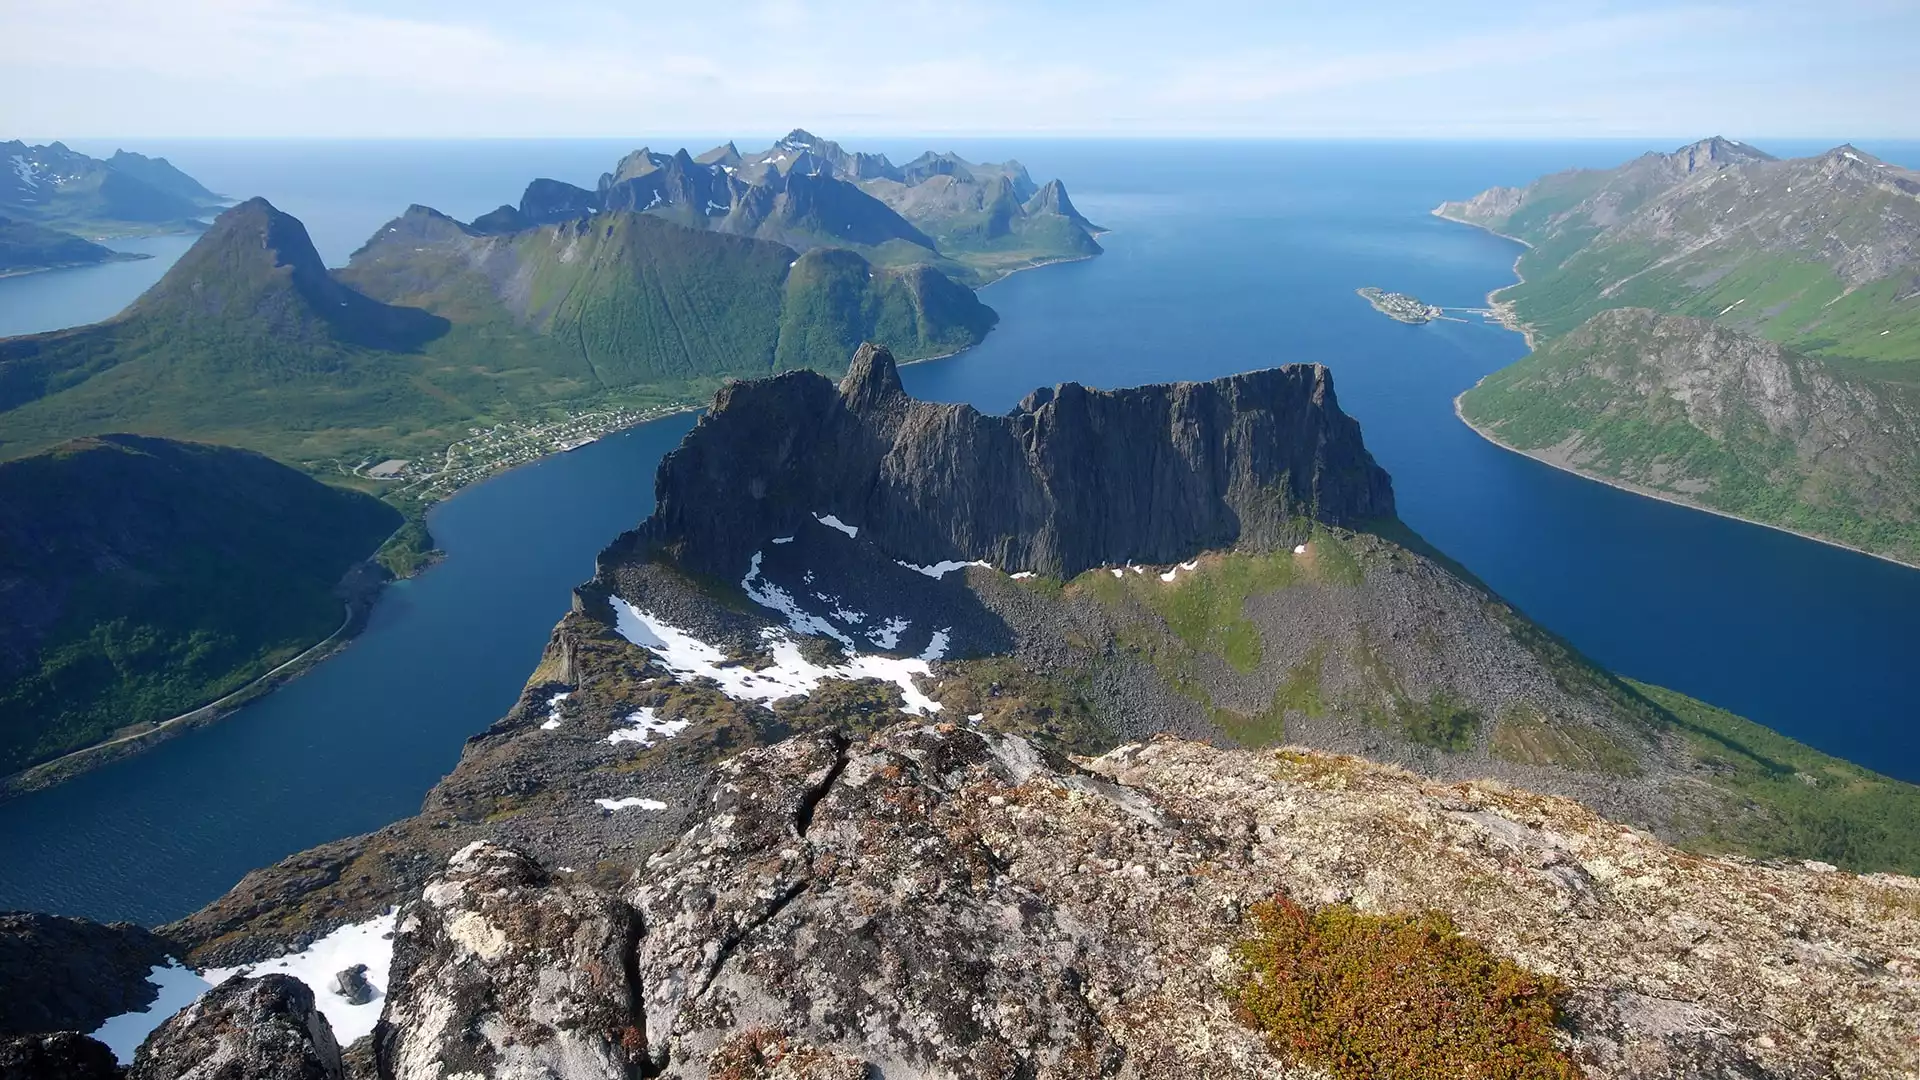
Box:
(138, 196), (330, 303)
(1663, 136), (1774, 175)
(695, 141), (741, 167)
(131, 197), (446, 351)
(836, 341), (908, 412)
(1024, 177), (1100, 231)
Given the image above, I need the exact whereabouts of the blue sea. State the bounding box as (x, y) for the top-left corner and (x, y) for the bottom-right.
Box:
(2, 137), (1918, 925)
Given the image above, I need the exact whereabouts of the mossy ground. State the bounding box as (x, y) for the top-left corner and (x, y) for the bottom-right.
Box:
(1231, 894), (1580, 1080)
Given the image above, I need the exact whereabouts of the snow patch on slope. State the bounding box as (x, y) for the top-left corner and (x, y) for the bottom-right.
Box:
(607, 706), (691, 747)
(607, 595), (941, 714)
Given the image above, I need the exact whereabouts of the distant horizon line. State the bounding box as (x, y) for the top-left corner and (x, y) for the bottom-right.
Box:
(17, 132), (1920, 146)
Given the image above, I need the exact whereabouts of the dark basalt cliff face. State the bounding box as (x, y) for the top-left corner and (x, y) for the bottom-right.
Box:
(638, 343), (1394, 580)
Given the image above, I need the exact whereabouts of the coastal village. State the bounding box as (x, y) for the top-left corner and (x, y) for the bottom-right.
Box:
(347, 400), (691, 502)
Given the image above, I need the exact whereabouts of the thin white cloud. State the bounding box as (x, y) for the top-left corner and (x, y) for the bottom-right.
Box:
(2, 0), (1914, 137)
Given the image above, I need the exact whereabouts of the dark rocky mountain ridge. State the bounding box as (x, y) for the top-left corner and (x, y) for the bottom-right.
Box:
(507, 130), (1100, 286)
(641, 343), (1393, 581)
(0, 914), (176, 1038)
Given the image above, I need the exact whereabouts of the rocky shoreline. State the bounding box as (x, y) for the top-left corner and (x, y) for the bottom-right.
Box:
(0, 559), (389, 802)
(1452, 387), (1920, 573)
(1430, 207), (1539, 348)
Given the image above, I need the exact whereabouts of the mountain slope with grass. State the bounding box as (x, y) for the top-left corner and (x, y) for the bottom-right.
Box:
(0, 434), (400, 775)
(1461, 308), (1920, 563)
(341, 205), (995, 383)
(0, 198), (463, 465)
(1438, 137), (1920, 361)
(1444, 138), (1920, 563)
(0, 198), (995, 468)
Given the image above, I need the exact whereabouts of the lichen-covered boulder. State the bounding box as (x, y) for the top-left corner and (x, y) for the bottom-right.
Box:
(127, 974), (341, 1080)
(375, 841), (647, 1080)
(627, 723), (1920, 1079)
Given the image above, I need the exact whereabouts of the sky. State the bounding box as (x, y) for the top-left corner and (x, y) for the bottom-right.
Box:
(5, 0), (1918, 140)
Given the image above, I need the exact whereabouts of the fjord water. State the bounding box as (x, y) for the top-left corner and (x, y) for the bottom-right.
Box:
(2, 139), (1918, 925)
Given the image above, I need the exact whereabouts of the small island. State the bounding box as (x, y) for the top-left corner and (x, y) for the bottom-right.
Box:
(1358, 286), (1444, 324)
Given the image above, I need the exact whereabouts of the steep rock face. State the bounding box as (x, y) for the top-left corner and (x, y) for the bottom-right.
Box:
(128, 975), (342, 1080)
(1023, 178), (1100, 232)
(624, 724), (1919, 1077)
(0, 1032), (122, 1080)
(639, 343), (1394, 580)
(0, 912), (176, 1037)
(375, 842), (647, 1080)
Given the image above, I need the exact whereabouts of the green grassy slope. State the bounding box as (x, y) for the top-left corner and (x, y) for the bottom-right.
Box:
(0, 202), (997, 468)
(1443, 142), (1920, 362)
(1444, 141), (1920, 562)
(0, 199), (469, 466)
(1461, 308), (1920, 564)
(1040, 523), (1920, 873)
(0, 435), (401, 772)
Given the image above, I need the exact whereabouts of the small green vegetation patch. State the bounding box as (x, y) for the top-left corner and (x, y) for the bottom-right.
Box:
(1491, 703), (1641, 776)
(1640, 680), (1920, 874)
(1231, 895), (1579, 1080)
(1397, 691), (1482, 752)
(1081, 528), (1364, 675)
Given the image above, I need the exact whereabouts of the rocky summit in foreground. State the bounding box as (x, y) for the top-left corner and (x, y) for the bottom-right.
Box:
(12, 726), (1918, 1078)
(7, 345), (1918, 1077)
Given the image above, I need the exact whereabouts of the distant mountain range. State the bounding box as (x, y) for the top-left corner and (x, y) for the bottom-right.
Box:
(0, 131), (1088, 787)
(1, 141), (221, 236)
(499, 130), (1102, 286)
(1441, 137), (1920, 565)
(0, 195), (995, 467)
(1438, 136), (1920, 361)
(0, 141), (223, 275)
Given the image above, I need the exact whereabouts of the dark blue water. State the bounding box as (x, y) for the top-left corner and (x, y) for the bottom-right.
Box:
(2, 139), (1917, 925)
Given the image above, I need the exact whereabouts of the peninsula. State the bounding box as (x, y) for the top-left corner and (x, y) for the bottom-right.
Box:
(1357, 286), (1442, 323)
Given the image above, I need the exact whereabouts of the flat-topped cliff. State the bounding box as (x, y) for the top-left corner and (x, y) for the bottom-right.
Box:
(638, 343), (1394, 580)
